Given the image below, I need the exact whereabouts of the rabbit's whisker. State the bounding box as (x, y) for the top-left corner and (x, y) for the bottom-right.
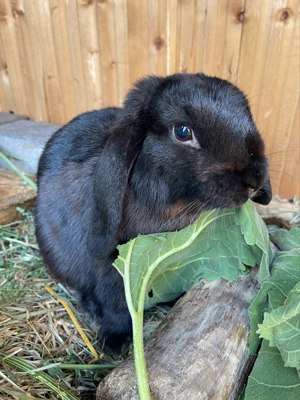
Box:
(158, 200), (199, 233)
(265, 141), (300, 155)
(240, 54), (297, 92)
(188, 200), (211, 227)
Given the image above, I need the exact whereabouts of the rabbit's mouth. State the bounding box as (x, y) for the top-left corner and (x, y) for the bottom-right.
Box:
(249, 188), (258, 197)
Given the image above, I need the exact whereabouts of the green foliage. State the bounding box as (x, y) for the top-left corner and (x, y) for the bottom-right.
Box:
(257, 282), (300, 368)
(0, 350), (80, 400)
(114, 200), (273, 311)
(0, 149), (37, 190)
(243, 340), (300, 400)
(248, 248), (300, 354)
(245, 228), (300, 400)
(114, 201), (300, 400)
(113, 200), (273, 400)
(235, 200), (274, 282)
(270, 227), (300, 251)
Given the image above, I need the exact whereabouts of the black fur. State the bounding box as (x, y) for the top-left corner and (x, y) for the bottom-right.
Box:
(35, 73), (272, 352)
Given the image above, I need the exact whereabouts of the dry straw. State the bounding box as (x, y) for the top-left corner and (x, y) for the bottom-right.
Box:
(0, 208), (168, 399)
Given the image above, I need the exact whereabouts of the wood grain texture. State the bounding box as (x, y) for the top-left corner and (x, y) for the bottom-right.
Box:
(96, 268), (260, 400)
(0, 0), (298, 198)
(33, 1), (64, 124)
(127, 0), (148, 85)
(12, 0), (49, 122)
(63, 0), (88, 116)
(236, 0), (300, 199)
(0, 167), (36, 225)
(50, 0), (78, 123)
(113, 0), (130, 105)
(167, 0), (178, 75)
(97, 0), (118, 107)
(0, 0), (27, 115)
(77, 0), (103, 111)
(147, 0), (168, 77)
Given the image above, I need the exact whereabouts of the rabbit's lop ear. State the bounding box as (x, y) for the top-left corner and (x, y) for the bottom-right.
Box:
(87, 76), (164, 259)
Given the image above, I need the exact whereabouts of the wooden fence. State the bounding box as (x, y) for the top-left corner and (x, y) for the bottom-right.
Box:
(0, 0), (299, 198)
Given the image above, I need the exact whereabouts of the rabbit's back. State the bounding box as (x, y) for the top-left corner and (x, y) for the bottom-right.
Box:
(35, 108), (120, 288)
(38, 108), (120, 178)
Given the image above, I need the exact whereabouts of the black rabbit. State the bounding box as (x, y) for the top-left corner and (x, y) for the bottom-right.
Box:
(35, 73), (272, 352)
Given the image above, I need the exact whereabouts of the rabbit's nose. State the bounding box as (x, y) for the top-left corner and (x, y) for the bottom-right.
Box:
(243, 164), (267, 192)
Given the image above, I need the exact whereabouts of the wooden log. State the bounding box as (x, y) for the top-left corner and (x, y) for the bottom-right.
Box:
(0, 168), (36, 225)
(96, 267), (261, 400)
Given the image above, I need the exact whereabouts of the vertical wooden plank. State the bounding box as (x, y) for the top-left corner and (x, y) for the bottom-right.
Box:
(237, 0), (299, 198)
(77, 0), (103, 111)
(0, 52), (6, 111)
(11, 0), (47, 121)
(147, 0), (168, 77)
(126, 0), (148, 85)
(0, 0), (5, 110)
(96, 0), (118, 107)
(16, 0), (49, 122)
(167, 0), (178, 75)
(0, 0), (28, 115)
(63, 0), (87, 115)
(190, 0), (207, 74)
(201, 0), (229, 77)
(221, 0), (245, 83)
(0, 4), (14, 112)
(11, 0), (34, 119)
(0, 0), (15, 112)
(236, 1), (272, 103)
(199, 0), (245, 81)
(177, 0), (196, 73)
(33, 0), (64, 124)
(266, 1), (299, 199)
(50, 0), (77, 122)
(275, 98), (300, 199)
(113, 0), (129, 105)
(174, 0), (244, 81)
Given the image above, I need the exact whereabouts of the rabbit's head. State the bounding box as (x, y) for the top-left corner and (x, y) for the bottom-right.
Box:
(88, 74), (272, 259)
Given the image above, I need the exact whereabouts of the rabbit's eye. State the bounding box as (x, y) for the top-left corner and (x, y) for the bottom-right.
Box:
(171, 125), (200, 149)
(173, 125), (193, 141)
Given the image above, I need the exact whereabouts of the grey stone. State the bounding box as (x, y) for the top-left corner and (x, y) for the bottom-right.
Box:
(0, 112), (28, 126)
(0, 120), (61, 174)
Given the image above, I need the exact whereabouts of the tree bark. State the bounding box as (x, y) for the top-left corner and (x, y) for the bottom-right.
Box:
(97, 267), (261, 400)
